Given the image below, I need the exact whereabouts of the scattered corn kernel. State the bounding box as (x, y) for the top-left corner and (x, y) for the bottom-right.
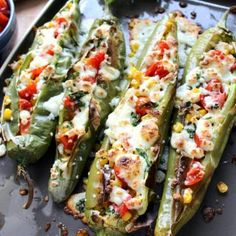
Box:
(192, 87), (200, 93)
(183, 188), (193, 204)
(3, 108), (12, 121)
(122, 211), (132, 221)
(130, 41), (140, 53)
(199, 109), (207, 116)
(217, 181), (228, 193)
(173, 122), (184, 133)
(131, 79), (140, 88)
(3, 96), (11, 106)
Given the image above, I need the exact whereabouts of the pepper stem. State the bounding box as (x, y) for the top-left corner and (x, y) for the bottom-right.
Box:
(217, 10), (229, 29)
(16, 165), (34, 209)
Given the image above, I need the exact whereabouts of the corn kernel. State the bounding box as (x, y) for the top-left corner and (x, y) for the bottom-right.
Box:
(99, 158), (108, 167)
(192, 88), (200, 93)
(183, 188), (193, 204)
(217, 181), (228, 193)
(48, 22), (54, 27)
(147, 80), (157, 89)
(185, 113), (193, 123)
(4, 96), (11, 106)
(166, 21), (173, 30)
(128, 52), (135, 58)
(131, 79), (140, 88)
(199, 109), (207, 116)
(128, 67), (144, 81)
(173, 122), (184, 133)
(130, 41), (139, 53)
(3, 108), (12, 121)
(122, 211), (132, 221)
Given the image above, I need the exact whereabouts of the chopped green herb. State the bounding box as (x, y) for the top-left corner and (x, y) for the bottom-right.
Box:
(131, 112), (140, 126)
(136, 148), (150, 167)
(76, 199), (85, 213)
(186, 128), (195, 138)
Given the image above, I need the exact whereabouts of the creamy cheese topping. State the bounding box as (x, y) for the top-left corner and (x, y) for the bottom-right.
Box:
(171, 41), (236, 159)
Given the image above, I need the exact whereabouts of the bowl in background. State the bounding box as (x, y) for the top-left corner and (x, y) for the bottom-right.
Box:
(0, 0), (16, 61)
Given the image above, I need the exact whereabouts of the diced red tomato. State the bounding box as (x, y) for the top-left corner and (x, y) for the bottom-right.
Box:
(54, 17), (68, 38)
(55, 17), (67, 25)
(59, 134), (78, 150)
(83, 76), (96, 84)
(118, 203), (129, 217)
(230, 63), (236, 73)
(200, 79), (227, 110)
(158, 41), (169, 56)
(20, 120), (30, 135)
(19, 99), (32, 111)
(64, 96), (76, 111)
(18, 83), (37, 100)
(31, 65), (47, 78)
(145, 62), (169, 78)
(194, 134), (202, 147)
(184, 161), (205, 186)
(0, 0), (8, 10)
(41, 45), (54, 56)
(0, 12), (8, 29)
(85, 52), (105, 70)
(205, 79), (224, 93)
(135, 96), (151, 117)
(212, 50), (225, 60)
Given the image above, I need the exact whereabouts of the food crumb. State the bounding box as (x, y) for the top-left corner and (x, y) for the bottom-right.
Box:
(179, 1), (187, 8)
(230, 5), (236, 14)
(202, 206), (215, 223)
(58, 223), (69, 236)
(76, 229), (89, 236)
(44, 195), (49, 203)
(215, 207), (223, 215)
(19, 188), (28, 196)
(44, 223), (51, 232)
(154, 6), (165, 14)
(190, 11), (197, 19)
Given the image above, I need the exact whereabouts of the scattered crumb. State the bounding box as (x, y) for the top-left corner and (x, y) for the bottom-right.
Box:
(215, 207), (223, 215)
(76, 229), (89, 236)
(44, 195), (49, 203)
(44, 223), (51, 232)
(230, 5), (236, 14)
(19, 188), (28, 196)
(154, 6), (165, 14)
(202, 206), (215, 223)
(179, 1), (187, 8)
(190, 11), (197, 19)
(58, 223), (69, 236)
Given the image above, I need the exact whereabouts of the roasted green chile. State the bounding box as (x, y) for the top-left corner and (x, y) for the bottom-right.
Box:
(48, 17), (126, 203)
(85, 14), (178, 235)
(155, 12), (236, 236)
(1, 0), (80, 165)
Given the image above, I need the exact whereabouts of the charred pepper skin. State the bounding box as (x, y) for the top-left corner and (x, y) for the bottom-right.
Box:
(155, 12), (236, 236)
(85, 14), (178, 235)
(1, 0), (80, 165)
(48, 18), (126, 203)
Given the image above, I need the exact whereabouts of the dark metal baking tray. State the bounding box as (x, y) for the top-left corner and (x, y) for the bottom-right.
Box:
(0, 0), (235, 235)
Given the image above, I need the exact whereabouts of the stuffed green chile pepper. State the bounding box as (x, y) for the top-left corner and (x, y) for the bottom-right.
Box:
(48, 17), (126, 203)
(1, 0), (80, 165)
(84, 14), (178, 234)
(155, 12), (236, 236)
